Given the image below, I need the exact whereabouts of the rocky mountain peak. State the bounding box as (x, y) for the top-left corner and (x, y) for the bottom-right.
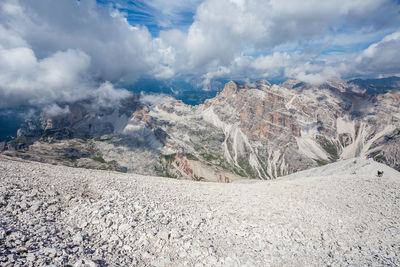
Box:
(221, 81), (240, 96)
(254, 79), (272, 89)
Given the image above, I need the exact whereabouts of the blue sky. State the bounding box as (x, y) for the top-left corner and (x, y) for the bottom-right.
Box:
(97, 0), (200, 35)
(93, 0), (400, 82)
(0, 0), (400, 108)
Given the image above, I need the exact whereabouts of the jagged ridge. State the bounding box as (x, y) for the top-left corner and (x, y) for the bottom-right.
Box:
(2, 79), (400, 181)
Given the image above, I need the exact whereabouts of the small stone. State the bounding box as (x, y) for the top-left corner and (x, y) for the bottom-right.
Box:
(142, 252), (153, 259)
(30, 204), (40, 212)
(179, 250), (188, 258)
(78, 221), (88, 229)
(104, 220), (112, 228)
(123, 245), (132, 251)
(19, 246), (28, 253)
(20, 201), (29, 210)
(48, 204), (60, 213)
(74, 258), (97, 267)
(0, 229), (5, 239)
(41, 247), (57, 257)
(169, 229), (180, 239)
(7, 254), (16, 262)
(118, 223), (131, 232)
(110, 234), (119, 242)
(73, 233), (83, 245)
(158, 231), (169, 241)
(46, 190), (58, 197)
(209, 255), (220, 265)
(26, 253), (36, 262)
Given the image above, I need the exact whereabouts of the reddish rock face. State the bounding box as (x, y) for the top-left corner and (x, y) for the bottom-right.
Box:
(216, 84), (302, 142)
(265, 92), (286, 110)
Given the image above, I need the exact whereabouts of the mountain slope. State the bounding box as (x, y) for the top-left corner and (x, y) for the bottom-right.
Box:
(2, 79), (400, 181)
(1, 155), (399, 266)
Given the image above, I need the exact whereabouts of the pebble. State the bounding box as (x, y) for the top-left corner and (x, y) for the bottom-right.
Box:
(73, 233), (83, 245)
(1, 156), (399, 266)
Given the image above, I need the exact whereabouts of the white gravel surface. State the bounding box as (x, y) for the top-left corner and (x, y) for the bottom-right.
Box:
(1, 156), (399, 266)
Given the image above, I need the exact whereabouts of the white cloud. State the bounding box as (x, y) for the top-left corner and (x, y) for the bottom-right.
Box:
(43, 104), (70, 117)
(91, 81), (131, 108)
(0, 0), (170, 84)
(0, 0), (399, 106)
(251, 52), (292, 77)
(146, 0), (202, 28)
(163, 0), (400, 83)
(0, 23), (131, 109)
(0, 46), (93, 107)
(354, 30), (400, 77)
(140, 92), (167, 106)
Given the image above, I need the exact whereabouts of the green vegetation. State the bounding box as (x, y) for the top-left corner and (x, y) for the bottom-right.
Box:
(193, 175), (205, 181)
(233, 168), (247, 177)
(67, 156), (79, 162)
(185, 153), (198, 160)
(316, 135), (340, 161)
(92, 136), (111, 142)
(369, 150), (386, 162)
(368, 141), (381, 150)
(201, 153), (218, 162)
(237, 156), (258, 178)
(163, 153), (176, 162)
(92, 156), (106, 163)
(315, 159), (329, 166)
(165, 172), (178, 179)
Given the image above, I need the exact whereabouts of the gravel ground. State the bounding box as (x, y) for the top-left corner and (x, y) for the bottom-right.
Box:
(1, 155), (399, 266)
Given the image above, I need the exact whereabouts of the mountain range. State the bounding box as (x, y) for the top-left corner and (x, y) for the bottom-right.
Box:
(1, 78), (399, 181)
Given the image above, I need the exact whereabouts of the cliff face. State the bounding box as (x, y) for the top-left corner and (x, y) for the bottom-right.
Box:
(3, 79), (400, 181)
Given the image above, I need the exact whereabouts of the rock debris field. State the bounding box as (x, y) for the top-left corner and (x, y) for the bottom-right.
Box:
(1, 155), (400, 266)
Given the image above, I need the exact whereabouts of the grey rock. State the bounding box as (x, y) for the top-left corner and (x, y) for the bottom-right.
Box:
(73, 233), (83, 245)
(74, 259), (97, 267)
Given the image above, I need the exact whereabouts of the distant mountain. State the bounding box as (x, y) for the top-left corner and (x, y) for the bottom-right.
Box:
(124, 77), (227, 105)
(348, 76), (400, 94)
(2, 78), (400, 181)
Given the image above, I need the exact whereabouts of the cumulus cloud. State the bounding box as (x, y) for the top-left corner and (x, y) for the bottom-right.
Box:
(42, 104), (70, 117)
(355, 30), (400, 76)
(0, 46), (92, 107)
(0, 0), (164, 83)
(91, 81), (132, 108)
(0, 0), (399, 109)
(0, 0), (140, 108)
(176, 0), (400, 80)
(140, 92), (167, 106)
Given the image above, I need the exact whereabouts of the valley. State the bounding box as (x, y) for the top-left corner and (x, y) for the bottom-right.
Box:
(2, 79), (399, 182)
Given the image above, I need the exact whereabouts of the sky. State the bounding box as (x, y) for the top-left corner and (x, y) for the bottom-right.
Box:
(0, 0), (400, 110)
